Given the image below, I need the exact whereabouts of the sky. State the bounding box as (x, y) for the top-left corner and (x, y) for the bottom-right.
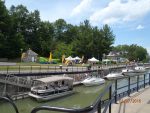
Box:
(5, 0), (150, 54)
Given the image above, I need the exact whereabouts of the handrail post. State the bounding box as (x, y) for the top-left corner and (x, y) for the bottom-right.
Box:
(97, 100), (101, 113)
(109, 85), (112, 113)
(7, 66), (9, 74)
(144, 74), (146, 88)
(149, 73), (150, 85)
(47, 65), (49, 72)
(128, 77), (130, 96)
(19, 65), (20, 74)
(40, 65), (41, 73)
(115, 79), (117, 103)
(137, 75), (139, 92)
(31, 66), (32, 73)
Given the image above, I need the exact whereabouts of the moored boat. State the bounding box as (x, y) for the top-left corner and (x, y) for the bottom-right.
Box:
(134, 66), (146, 73)
(122, 68), (137, 76)
(105, 73), (124, 80)
(81, 77), (105, 86)
(28, 76), (74, 102)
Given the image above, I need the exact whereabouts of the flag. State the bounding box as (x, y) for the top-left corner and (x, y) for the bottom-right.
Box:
(49, 52), (52, 62)
(62, 55), (65, 63)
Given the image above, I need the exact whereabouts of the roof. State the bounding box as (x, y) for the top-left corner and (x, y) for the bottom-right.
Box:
(34, 76), (73, 83)
(88, 57), (99, 62)
(26, 49), (38, 56)
(107, 51), (120, 57)
(65, 56), (74, 61)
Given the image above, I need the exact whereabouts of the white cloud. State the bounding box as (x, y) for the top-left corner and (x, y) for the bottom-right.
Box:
(90, 0), (150, 25)
(136, 25), (144, 30)
(71, 0), (92, 16)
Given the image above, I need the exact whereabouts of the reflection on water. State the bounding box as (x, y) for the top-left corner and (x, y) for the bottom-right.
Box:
(0, 73), (149, 113)
(0, 83), (109, 113)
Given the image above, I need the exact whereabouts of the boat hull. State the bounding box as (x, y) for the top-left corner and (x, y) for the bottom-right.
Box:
(28, 90), (74, 102)
(82, 81), (105, 86)
(81, 78), (105, 86)
(123, 71), (145, 76)
(105, 73), (124, 80)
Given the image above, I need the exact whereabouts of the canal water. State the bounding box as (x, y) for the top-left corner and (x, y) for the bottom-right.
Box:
(0, 73), (149, 113)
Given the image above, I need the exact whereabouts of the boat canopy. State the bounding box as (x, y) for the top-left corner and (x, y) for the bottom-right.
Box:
(34, 76), (73, 83)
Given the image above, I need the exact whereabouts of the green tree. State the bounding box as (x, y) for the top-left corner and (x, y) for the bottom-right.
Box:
(113, 44), (148, 62)
(53, 42), (73, 59)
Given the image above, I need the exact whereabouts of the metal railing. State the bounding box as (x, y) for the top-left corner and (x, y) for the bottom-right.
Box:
(31, 83), (114, 113)
(0, 73), (150, 113)
(0, 63), (131, 75)
(0, 96), (19, 113)
(0, 74), (32, 88)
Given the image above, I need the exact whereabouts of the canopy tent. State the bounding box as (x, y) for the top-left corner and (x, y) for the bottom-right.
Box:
(65, 56), (75, 61)
(102, 59), (111, 62)
(73, 56), (81, 60)
(102, 59), (111, 64)
(88, 57), (99, 62)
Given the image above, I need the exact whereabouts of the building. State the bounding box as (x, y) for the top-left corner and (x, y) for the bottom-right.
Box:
(22, 49), (38, 62)
(106, 51), (128, 63)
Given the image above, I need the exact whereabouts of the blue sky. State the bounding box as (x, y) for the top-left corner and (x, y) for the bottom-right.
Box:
(5, 0), (150, 54)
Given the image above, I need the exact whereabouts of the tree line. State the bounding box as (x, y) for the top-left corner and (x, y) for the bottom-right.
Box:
(0, 1), (115, 60)
(113, 44), (149, 62)
(0, 1), (148, 62)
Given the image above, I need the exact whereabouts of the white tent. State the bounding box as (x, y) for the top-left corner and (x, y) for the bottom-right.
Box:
(88, 57), (99, 62)
(102, 59), (111, 62)
(74, 56), (81, 60)
(102, 59), (111, 64)
(65, 56), (74, 61)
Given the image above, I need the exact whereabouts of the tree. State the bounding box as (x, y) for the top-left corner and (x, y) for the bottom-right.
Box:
(53, 42), (73, 59)
(73, 21), (115, 60)
(0, 2), (116, 60)
(37, 21), (55, 56)
(0, 1), (13, 58)
(113, 44), (148, 62)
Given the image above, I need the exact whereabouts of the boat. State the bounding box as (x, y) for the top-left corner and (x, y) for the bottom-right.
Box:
(28, 76), (74, 102)
(105, 73), (124, 80)
(81, 77), (105, 86)
(134, 66), (146, 73)
(122, 68), (136, 76)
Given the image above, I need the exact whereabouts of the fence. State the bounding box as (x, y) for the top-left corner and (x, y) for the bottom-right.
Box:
(0, 63), (133, 75)
(0, 72), (150, 113)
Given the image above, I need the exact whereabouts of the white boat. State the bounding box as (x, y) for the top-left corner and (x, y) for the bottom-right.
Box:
(28, 76), (74, 102)
(81, 77), (105, 86)
(134, 66), (146, 73)
(122, 68), (136, 76)
(105, 73), (123, 79)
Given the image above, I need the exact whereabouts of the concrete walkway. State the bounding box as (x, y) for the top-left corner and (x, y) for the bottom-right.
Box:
(112, 87), (150, 113)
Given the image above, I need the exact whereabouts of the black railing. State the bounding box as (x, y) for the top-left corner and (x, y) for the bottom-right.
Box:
(0, 63), (131, 76)
(31, 83), (114, 113)
(0, 72), (150, 113)
(0, 96), (19, 113)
